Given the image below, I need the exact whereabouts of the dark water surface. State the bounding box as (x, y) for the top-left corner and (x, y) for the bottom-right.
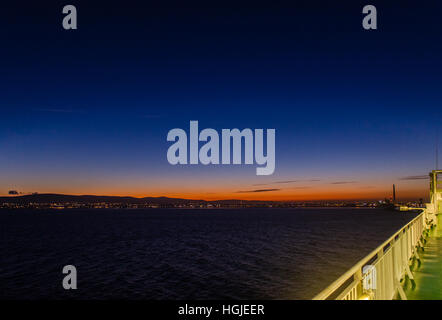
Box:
(0, 208), (417, 299)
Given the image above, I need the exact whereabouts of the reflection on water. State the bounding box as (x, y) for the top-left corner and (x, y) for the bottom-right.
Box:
(0, 208), (417, 299)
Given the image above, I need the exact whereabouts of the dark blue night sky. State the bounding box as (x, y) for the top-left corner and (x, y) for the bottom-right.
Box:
(1, 1), (441, 200)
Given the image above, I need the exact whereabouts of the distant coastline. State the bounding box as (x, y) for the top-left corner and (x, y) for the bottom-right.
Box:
(0, 193), (423, 209)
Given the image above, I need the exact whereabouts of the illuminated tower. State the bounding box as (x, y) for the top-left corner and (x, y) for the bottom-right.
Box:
(429, 170), (442, 214)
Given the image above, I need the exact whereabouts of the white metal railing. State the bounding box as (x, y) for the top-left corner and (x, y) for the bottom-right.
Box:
(313, 210), (431, 300)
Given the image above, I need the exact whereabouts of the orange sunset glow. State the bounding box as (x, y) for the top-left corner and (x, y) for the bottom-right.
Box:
(2, 177), (429, 202)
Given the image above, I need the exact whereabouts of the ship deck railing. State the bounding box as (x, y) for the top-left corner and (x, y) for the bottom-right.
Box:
(313, 209), (435, 300)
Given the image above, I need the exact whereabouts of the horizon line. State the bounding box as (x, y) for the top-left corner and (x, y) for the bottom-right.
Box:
(0, 192), (423, 202)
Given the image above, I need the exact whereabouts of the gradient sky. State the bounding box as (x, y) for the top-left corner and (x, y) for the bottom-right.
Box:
(1, 1), (441, 200)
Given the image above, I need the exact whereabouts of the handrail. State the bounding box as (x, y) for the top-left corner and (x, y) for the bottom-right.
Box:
(313, 211), (425, 300)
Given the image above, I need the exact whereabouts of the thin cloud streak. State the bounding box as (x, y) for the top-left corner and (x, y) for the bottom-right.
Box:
(235, 188), (281, 193)
(330, 181), (357, 185)
(399, 175), (429, 180)
(274, 180), (299, 184)
(33, 108), (83, 113)
(252, 179), (321, 186)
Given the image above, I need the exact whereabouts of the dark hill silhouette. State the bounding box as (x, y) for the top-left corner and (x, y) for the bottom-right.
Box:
(0, 194), (281, 206)
(0, 193), (206, 205)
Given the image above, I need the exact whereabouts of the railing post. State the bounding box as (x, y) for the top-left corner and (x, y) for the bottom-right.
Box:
(354, 268), (363, 299)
